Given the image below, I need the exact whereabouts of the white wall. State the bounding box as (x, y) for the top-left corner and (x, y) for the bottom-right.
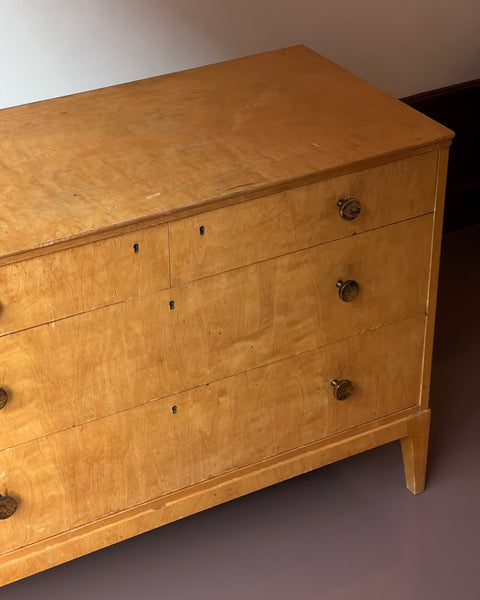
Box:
(0, 0), (478, 109)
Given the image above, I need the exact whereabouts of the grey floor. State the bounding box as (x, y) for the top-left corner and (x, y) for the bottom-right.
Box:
(1, 225), (479, 599)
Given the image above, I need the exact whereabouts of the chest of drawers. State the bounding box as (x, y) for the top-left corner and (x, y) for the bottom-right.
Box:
(0, 46), (453, 585)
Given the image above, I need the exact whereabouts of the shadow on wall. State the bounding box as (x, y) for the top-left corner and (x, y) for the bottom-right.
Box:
(1, 0), (479, 108)
(3, 0), (309, 108)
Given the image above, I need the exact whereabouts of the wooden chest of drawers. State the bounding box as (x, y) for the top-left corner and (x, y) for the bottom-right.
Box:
(0, 46), (453, 585)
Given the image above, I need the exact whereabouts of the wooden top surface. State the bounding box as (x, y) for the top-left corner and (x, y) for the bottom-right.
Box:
(0, 45), (453, 261)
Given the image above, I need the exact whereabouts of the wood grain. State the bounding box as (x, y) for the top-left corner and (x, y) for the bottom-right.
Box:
(166, 214), (432, 386)
(420, 148), (450, 410)
(0, 47), (451, 586)
(401, 410), (431, 494)
(0, 408), (418, 586)
(0, 217), (431, 449)
(0, 46), (453, 262)
(0, 316), (424, 555)
(0, 225), (169, 336)
(170, 152), (437, 283)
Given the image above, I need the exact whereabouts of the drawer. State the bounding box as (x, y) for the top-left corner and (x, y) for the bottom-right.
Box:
(0, 225), (170, 336)
(170, 152), (437, 283)
(0, 216), (431, 449)
(0, 315), (424, 555)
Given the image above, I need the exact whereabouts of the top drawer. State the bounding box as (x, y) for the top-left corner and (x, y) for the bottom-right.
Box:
(0, 225), (170, 336)
(170, 152), (437, 284)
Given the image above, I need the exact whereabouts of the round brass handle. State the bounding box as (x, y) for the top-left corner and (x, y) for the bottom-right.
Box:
(337, 198), (361, 221)
(336, 279), (359, 302)
(0, 388), (8, 410)
(0, 495), (17, 520)
(331, 379), (354, 401)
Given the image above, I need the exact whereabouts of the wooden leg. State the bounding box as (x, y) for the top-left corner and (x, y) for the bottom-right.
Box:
(400, 410), (431, 495)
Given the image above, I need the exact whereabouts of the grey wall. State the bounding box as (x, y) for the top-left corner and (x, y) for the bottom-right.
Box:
(0, 0), (479, 108)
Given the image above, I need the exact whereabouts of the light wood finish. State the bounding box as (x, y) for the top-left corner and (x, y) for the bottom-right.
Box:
(0, 225), (169, 336)
(0, 48), (453, 585)
(0, 310), (424, 555)
(419, 147), (450, 410)
(165, 215), (431, 385)
(0, 408), (419, 587)
(170, 152), (437, 283)
(0, 46), (452, 264)
(0, 217), (430, 449)
(401, 410), (431, 494)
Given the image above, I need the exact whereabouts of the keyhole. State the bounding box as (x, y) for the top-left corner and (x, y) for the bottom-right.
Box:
(169, 300), (175, 310)
(199, 225), (205, 236)
(172, 405), (177, 414)
(133, 243), (139, 253)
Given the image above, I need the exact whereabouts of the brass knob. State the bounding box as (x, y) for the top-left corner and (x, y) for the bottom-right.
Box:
(337, 198), (361, 221)
(331, 379), (354, 401)
(336, 279), (359, 302)
(0, 495), (17, 520)
(0, 388), (8, 410)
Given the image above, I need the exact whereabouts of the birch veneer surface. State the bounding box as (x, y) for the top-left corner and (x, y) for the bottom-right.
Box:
(0, 46), (453, 586)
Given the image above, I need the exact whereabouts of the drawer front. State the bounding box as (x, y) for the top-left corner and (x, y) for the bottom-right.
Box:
(0, 225), (170, 336)
(0, 216), (431, 449)
(0, 316), (425, 555)
(170, 152), (437, 284)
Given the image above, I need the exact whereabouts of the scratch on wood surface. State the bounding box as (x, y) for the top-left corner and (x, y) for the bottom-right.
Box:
(146, 192), (162, 200)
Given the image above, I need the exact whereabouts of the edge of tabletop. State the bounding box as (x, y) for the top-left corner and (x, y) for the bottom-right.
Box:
(0, 138), (453, 268)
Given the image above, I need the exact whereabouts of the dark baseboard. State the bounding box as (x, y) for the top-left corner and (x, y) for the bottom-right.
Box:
(401, 79), (480, 233)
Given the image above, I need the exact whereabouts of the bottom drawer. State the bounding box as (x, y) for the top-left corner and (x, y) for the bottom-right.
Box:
(0, 315), (424, 555)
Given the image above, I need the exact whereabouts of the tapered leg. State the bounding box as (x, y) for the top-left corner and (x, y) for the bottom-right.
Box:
(400, 410), (431, 495)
